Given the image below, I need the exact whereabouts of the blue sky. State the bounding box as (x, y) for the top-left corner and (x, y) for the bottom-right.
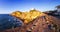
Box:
(0, 0), (60, 14)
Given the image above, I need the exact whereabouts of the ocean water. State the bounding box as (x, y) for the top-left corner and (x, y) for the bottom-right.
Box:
(0, 14), (23, 30)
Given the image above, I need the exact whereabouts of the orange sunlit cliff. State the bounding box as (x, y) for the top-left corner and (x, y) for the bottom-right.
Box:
(11, 9), (45, 24)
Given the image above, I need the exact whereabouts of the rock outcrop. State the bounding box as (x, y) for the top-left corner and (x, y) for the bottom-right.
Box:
(11, 9), (45, 24)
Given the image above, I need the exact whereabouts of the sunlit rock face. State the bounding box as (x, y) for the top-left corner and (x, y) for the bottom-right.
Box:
(11, 9), (45, 24)
(0, 14), (23, 30)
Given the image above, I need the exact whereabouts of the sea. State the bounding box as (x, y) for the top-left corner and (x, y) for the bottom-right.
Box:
(0, 14), (23, 30)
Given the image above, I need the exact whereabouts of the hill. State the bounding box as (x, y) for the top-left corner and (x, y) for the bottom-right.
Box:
(0, 10), (60, 32)
(11, 9), (45, 24)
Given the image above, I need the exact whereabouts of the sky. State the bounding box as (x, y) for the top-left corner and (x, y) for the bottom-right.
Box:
(0, 0), (60, 14)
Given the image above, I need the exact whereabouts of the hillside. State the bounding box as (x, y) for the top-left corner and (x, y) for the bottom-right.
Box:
(11, 9), (45, 24)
